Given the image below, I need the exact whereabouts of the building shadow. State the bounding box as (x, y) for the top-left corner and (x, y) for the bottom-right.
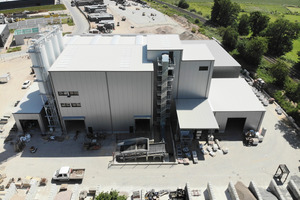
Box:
(275, 119), (300, 149)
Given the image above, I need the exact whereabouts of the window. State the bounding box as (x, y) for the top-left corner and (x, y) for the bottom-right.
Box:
(61, 103), (71, 107)
(199, 66), (208, 71)
(71, 103), (81, 107)
(58, 91), (79, 96)
(69, 91), (79, 96)
(58, 91), (69, 96)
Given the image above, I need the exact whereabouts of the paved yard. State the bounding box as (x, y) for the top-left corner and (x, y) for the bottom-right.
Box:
(0, 93), (299, 199)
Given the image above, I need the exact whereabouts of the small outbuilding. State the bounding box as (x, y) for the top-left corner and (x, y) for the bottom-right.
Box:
(13, 83), (47, 134)
(14, 27), (39, 45)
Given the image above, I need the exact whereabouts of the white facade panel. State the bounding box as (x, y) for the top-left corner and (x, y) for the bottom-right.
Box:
(107, 71), (153, 132)
(50, 71), (112, 132)
(214, 111), (265, 132)
(178, 60), (213, 99)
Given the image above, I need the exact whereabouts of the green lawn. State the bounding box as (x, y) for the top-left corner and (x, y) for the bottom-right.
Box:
(286, 6), (300, 13)
(0, 4), (66, 14)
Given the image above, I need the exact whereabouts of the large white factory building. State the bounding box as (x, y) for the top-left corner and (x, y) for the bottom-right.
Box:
(13, 27), (265, 139)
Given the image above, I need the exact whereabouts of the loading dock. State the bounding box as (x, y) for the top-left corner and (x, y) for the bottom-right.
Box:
(225, 118), (246, 134)
(134, 116), (151, 135)
(63, 117), (86, 134)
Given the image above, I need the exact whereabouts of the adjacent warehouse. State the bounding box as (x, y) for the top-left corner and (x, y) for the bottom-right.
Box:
(0, 24), (10, 47)
(15, 27), (265, 140)
(0, 0), (54, 10)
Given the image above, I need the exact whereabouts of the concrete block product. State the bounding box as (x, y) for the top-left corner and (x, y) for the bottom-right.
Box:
(287, 180), (300, 200)
(228, 181), (240, 200)
(248, 181), (263, 200)
(222, 148), (228, 154)
(207, 182), (217, 200)
(267, 180), (286, 200)
(209, 151), (216, 157)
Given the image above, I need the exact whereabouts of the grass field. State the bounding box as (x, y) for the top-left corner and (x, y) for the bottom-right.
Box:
(287, 6), (300, 13)
(0, 4), (66, 14)
(161, 0), (300, 62)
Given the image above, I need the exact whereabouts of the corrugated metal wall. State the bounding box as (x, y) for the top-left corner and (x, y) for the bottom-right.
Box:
(50, 71), (152, 133)
(177, 60), (214, 99)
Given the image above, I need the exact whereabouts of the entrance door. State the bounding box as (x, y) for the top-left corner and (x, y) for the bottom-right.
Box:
(225, 118), (246, 134)
(64, 120), (86, 134)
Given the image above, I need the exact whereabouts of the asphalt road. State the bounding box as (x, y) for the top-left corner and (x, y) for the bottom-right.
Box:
(61, 0), (89, 34)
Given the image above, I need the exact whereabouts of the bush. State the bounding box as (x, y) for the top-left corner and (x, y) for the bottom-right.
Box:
(284, 77), (298, 102)
(95, 190), (127, 200)
(198, 28), (205, 34)
(178, 0), (189, 9)
(237, 37), (268, 65)
(222, 26), (238, 49)
(190, 8), (196, 12)
(270, 60), (289, 87)
(197, 11), (202, 15)
(195, 19), (200, 24)
(191, 27), (197, 33)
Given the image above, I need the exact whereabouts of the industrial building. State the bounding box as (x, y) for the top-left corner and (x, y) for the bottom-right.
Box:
(13, 27), (265, 140)
(0, 24), (10, 47)
(0, 0), (54, 10)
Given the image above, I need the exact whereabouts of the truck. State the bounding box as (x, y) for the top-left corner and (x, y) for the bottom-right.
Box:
(52, 166), (85, 181)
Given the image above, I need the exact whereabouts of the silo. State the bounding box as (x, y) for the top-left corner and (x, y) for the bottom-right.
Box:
(45, 39), (55, 66)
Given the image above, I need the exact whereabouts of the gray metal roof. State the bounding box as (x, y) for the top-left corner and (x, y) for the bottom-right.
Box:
(182, 40), (240, 67)
(13, 83), (44, 114)
(176, 98), (219, 129)
(50, 43), (153, 72)
(181, 43), (214, 61)
(209, 78), (265, 112)
(147, 35), (182, 51)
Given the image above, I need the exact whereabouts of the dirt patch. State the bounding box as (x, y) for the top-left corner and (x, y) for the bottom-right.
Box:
(172, 14), (209, 40)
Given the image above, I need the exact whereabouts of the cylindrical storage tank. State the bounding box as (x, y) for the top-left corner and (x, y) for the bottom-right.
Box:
(51, 34), (60, 58)
(45, 39), (55, 66)
(38, 82), (46, 94)
(40, 45), (50, 71)
(56, 31), (64, 52)
(34, 67), (43, 81)
(29, 52), (39, 67)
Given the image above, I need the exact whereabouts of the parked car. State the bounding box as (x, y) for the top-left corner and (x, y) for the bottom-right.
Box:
(22, 80), (31, 89)
(14, 100), (20, 107)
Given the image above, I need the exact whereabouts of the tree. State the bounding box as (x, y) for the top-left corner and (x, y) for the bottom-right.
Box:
(222, 27), (239, 49)
(96, 190), (127, 200)
(284, 77), (298, 102)
(211, 0), (240, 27)
(178, 0), (189, 9)
(270, 60), (289, 87)
(237, 37), (268, 65)
(249, 11), (270, 36)
(265, 18), (300, 56)
(238, 14), (250, 36)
